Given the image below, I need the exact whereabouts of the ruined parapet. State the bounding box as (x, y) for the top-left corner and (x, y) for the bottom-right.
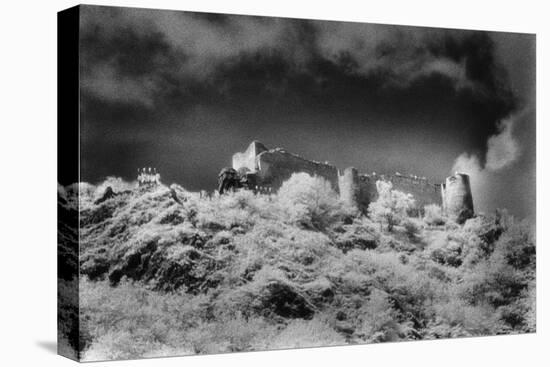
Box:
(232, 141), (268, 172)
(442, 173), (474, 223)
(255, 148), (339, 191)
(232, 141), (339, 192)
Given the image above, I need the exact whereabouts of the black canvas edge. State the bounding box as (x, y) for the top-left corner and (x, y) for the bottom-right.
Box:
(57, 5), (81, 362)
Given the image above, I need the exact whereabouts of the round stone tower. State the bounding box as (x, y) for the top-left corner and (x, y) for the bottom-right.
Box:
(442, 173), (474, 223)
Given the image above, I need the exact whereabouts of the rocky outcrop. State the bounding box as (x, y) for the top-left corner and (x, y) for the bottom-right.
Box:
(94, 186), (116, 205)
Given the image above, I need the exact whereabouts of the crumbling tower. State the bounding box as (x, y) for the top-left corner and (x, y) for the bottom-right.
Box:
(441, 173), (474, 223)
(232, 141), (268, 172)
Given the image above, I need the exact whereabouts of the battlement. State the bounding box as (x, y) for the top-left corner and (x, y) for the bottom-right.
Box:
(230, 141), (473, 221)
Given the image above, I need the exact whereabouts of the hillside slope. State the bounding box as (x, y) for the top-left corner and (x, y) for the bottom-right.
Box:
(63, 174), (535, 361)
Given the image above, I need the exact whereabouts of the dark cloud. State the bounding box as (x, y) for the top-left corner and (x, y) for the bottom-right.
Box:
(80, 6), (515, 111)
(78, 5), (535, 218)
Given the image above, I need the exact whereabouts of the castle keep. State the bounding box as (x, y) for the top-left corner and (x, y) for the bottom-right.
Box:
(230, 141), (474, 222)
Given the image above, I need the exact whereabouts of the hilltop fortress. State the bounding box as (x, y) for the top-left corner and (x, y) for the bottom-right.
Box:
(231, 141), (474, 223)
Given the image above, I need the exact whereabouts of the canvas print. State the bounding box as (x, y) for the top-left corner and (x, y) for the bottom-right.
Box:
(57, 5), (536, 362)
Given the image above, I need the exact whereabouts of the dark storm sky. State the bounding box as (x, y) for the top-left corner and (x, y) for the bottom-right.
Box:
(78, 5), (536, 219)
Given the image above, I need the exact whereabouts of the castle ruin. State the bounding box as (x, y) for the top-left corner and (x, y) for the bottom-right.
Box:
(232, 141), (339, 190)
(137, 167), (161, 188)
(230, 141), (474, 222)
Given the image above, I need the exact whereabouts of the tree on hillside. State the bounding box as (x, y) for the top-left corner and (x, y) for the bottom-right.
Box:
(424, 204), (446, 226)
(277, 173), (346, 230)
(368, 180), (415, 232)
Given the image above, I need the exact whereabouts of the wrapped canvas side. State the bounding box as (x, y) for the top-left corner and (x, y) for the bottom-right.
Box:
(57, 5), (81, 361)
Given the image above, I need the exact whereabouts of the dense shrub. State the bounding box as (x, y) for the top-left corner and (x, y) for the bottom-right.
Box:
(356, 288), (414, 342)
(403, 219), (421, 241)
(266, 317), (345, 349)
(277, 173), (349, 230)
(330, 217), (379, 252)
(425, 232), (463, 267)
(427, 299), (506, 337)
(368, 181), (415, 232)
(423, 204), (445, 226)
(197, 189), (274, 230)
(493, 220), (535, 272)
(185, 314), (277, 354)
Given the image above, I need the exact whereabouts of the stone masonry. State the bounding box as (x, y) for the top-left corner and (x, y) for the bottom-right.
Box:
(231, 141), (474, 221)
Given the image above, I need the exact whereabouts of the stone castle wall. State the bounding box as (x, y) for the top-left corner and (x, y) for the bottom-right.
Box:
(254, 148), (339, 190)
(338, 169), (442, 214)
(380, 174), (442, 209)
(231, 141), (473, 221)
